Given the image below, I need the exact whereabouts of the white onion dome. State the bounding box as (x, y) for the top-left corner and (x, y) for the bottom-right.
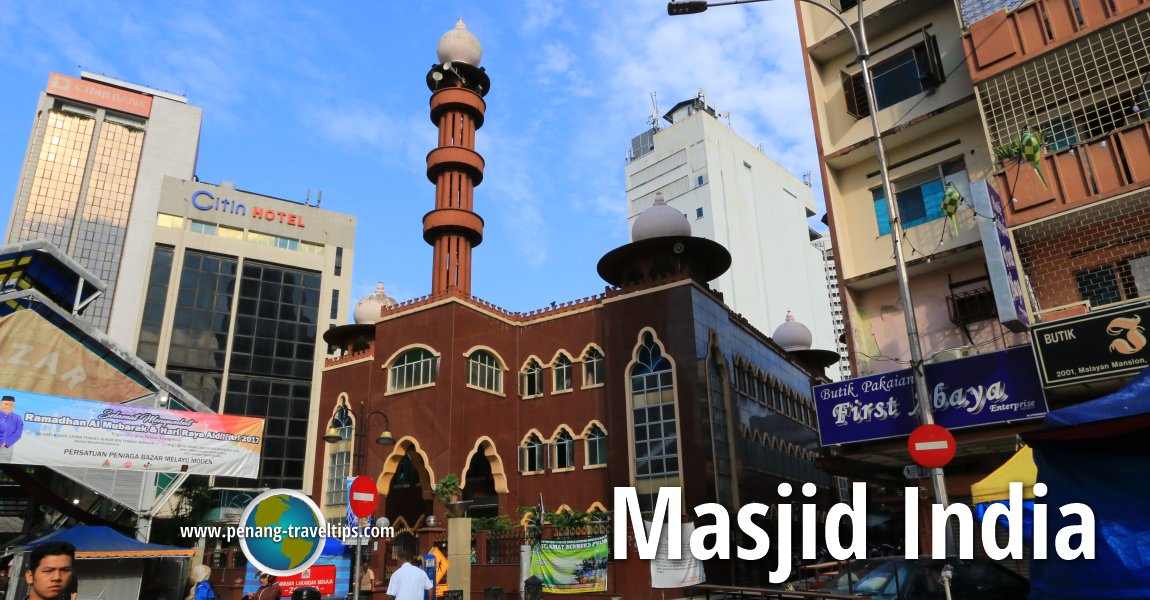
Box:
(773, 311), (813, 351)
(631, 192), (691, 241)
(437, 18), (483, 67)
(353, 282), (398, 324)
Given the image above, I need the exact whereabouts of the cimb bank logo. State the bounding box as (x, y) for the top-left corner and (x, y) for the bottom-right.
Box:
(49, 74), (71, 93)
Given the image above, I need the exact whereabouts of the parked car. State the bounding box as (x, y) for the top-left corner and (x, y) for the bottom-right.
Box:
(820, 556), (1028, 600)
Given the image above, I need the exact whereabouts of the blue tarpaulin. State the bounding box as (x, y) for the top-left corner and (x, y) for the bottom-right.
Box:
(1022, 367), (1150, 599)
(20, 526), (194, 558)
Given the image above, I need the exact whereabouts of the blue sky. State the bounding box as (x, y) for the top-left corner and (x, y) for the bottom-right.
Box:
(0, 0), (823, 315)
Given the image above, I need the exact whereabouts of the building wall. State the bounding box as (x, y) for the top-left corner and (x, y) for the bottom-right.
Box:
(624, 107), (838, 364)
(142, 177), (355, 493)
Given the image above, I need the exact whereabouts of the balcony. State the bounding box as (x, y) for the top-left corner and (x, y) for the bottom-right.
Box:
(962, 0), (1150, 83)
(995, 122), (1150, 226)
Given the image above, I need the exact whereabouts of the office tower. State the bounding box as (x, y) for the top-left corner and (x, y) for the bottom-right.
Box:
(5, 72), (202, 345)
(141, 177), (355, 492)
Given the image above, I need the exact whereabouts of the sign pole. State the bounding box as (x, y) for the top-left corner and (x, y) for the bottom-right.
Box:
(353, 518), (363, 599)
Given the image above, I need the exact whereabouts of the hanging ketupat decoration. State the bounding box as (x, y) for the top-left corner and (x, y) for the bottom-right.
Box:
(1020, 129), (1048, 189)
(941, 182), (963, 237)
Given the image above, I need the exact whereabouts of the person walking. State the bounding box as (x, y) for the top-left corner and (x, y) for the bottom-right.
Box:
(384, 548), (432, 600)
(241, 572), (280, 600)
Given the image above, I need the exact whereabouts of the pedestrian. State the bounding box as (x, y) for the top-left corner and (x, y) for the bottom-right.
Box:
(359, 563), (376, 597)
(384, 547), (432, 600)
(241, 572), (280, 600)
(186, 565), (216, 600)
(23, 541), (74, 600)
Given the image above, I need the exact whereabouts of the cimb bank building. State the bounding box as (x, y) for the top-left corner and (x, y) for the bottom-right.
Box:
(140, 177), (354, 494)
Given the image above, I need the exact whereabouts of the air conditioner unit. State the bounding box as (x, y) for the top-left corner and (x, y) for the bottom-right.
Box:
(930, 346), (975, 364)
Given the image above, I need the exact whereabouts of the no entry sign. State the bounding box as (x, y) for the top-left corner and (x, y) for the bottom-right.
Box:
(348, 475), (378, 518)
(908, 424), (956, 468)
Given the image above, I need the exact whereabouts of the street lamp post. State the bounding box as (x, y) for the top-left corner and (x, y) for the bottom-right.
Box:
(324, 401), (395, 599)
(669, 0), (953, 549)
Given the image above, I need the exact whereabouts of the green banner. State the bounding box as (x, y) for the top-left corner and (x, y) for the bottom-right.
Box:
(530, 535), (608, 594)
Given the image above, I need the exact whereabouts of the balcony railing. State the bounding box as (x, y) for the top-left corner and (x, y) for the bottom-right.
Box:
(995, 121), (1150, 226)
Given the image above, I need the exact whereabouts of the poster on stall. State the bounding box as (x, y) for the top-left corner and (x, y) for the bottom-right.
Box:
(649, 521), (705, 588)
(530, 535), (608, 594)
(0, 387), (263, 477)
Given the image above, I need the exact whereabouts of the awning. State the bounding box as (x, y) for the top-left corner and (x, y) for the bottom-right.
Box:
(971, 445), (1036, 505)
(20, 526), (194, 559)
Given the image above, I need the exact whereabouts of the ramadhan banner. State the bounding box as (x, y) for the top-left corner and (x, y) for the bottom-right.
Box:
(530, 535), (608, 594)
(0, 387), (263, 477)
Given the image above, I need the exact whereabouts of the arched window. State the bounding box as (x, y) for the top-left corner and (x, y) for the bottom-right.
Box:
(328, 401), (354, 441)
(388, 347), (438, 392)
(519, 434), (545, 474)
(325, 451), (351, 507)
(467, 350), (503, 394)
(553, 429), (575, 470)
(582, 347), (604, 387)
(585, 425), (607, 467)
(553, 354), (573, 393)
(521, 359), (543, 398)
(632, 332), (677, 479)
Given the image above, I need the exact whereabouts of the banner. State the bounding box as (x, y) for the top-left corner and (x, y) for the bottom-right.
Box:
(814, 346), (1047, 445)
(0, 387), (263, 477)
(530, 535), (608, 594)
(649, 521), (705, 588)
(0, 311), (149, 402)
(1032, 299), (1150, 387)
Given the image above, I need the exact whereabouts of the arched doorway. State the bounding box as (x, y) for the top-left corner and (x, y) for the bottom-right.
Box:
(461, 438), (508, 518)
(379, 438), (435, 553)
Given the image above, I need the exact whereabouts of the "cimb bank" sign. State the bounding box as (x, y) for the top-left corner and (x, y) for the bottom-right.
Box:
(191, 190), (306, 228)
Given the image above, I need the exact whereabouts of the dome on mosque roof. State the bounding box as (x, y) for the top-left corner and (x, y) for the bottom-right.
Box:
(437, 18), (483, 67)
(353, 283), (398, 324)
(631, 192), (691, 242)
(773, 311), (813, 352)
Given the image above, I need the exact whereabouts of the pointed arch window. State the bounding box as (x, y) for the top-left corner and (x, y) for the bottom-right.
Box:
(553, 354), (573, 392)
(583, 348), (604, 387)
(585, 425), (607, 467)
(631, 332), (678, 479)
(553, 429), (575, 470)
(519, 434), (546, 474)
(521, 359), (544, 398)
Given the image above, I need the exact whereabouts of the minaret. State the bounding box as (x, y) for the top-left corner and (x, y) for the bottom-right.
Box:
(424, 19), (490, 296)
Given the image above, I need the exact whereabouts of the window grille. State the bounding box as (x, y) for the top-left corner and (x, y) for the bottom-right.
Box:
(978, 13), (1150, 158)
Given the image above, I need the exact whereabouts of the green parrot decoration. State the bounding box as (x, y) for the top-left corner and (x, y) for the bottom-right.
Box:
(941, 182), (963, 237)
(1020, 129), (1047, 189)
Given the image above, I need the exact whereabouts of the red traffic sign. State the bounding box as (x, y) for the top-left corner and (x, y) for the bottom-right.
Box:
(348, 476), (378, 518)
(908, 424), (956, 469)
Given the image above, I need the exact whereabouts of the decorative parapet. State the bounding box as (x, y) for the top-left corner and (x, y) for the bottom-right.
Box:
(324, 346), (375, 368)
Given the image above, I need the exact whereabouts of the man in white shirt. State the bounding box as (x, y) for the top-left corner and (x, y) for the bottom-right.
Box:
(385, 547), (433, 600)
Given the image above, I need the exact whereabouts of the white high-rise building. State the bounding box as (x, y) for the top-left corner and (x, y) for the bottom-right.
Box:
(625, 96), (838, 377)
(814, 237), (850, 380)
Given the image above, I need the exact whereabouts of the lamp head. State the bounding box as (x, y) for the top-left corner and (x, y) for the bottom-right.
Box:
(668, 1), (709, 15)
(323, 427), (342, 444)
(376, 430), (396, 446)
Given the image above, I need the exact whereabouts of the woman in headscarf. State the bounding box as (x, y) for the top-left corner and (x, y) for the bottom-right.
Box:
(187, 564), (216, 600)
(242, 572), (281, 600)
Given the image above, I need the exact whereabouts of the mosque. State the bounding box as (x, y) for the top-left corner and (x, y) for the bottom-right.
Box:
(315, 19), (839, 596)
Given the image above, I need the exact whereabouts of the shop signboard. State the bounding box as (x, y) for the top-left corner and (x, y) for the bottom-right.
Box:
(814, 346), (1047, 446)
(1032, 299), (1150, 387)
(972, 179), (1030, 332)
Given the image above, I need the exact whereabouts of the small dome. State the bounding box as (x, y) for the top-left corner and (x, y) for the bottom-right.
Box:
(353, 282), (398, 324)
(773, 311), (813, 351)
(632, 192), (691, 241)
(437, 18), (482, 67)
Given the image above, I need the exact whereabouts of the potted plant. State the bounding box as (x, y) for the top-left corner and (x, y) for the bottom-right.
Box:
(433, 473), (463, 515)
